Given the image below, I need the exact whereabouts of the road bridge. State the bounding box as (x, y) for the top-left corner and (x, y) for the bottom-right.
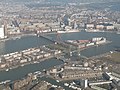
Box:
(38, 35), (88, 59)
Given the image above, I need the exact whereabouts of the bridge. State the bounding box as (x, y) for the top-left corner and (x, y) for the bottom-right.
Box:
(38, 34), (88, 59)
(38, 34), (68, 45)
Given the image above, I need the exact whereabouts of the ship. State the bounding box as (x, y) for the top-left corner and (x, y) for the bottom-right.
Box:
(6, 69), (9, 72)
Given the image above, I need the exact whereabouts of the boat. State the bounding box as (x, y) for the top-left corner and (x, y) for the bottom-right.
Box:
(42, 69), (46, 72)
(66, 29), (79, 33)
(21, 64), (24, 67)
(33, 61), (39, 64)
(57, 30), (66, 33)
(34, 71), (41, 74)
(16, 36), (21, 39)
(56, 80), (60, 82)
(110, 51), (113, 53)
(6, 69), (9, 72)
(64, 83), (69, 86)
(85, 29), (101, 32)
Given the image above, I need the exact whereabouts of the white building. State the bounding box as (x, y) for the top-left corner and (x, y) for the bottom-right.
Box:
(0, 25), (5, 38)
(106, 26), (114, 30)
(86, 24), (94, 29)
(84, 79), (88, 88)
(96, 24), (104, 29)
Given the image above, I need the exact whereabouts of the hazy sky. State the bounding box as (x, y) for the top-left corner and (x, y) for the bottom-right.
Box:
(1, 0), (120, 3)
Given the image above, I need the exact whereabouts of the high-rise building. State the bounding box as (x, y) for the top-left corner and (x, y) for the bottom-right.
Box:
(0, 25), (5, 38)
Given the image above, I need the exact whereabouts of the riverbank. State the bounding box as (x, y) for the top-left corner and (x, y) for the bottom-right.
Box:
(0, 33), (36, 42)
(0, 30), (119, 43)
(97, 51), (120, 63)
(0, 56), (55, 72)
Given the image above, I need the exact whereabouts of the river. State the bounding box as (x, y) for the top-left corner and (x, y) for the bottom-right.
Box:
(0, 32), (120, 81)
(49, 31), (120, 57)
